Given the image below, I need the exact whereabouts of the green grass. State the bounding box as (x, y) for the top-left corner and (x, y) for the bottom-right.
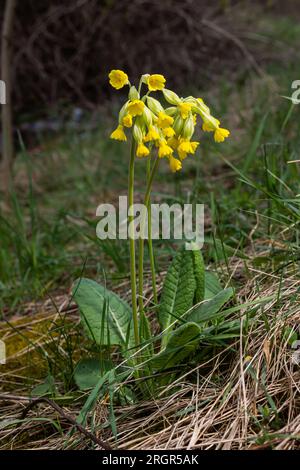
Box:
(2, 40), (300, 314)
(1, 11), (300, 450)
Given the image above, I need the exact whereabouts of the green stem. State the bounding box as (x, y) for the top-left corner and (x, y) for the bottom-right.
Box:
(128, 139), (139, 348)
(138, 157), (159, 314)
(147, 158), (158, 306)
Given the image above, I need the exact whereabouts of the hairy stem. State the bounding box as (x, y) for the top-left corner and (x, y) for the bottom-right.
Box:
(147, 158), (158, 305)
(138, 157), (159, 314)
(128, 139), (139, 348)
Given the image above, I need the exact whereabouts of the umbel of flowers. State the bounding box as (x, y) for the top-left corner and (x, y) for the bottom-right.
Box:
(109, 70), (230, 172)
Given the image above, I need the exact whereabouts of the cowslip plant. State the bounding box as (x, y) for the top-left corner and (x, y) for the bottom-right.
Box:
(72, 71), (233, 394)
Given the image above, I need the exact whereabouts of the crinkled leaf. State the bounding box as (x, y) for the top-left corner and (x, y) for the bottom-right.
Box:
(186, 287), (234, 324)
(204, 270), (223, 299)
(151, 322), (201, 371)
(193, 250), (205, 303)
(74, 358), (112, 390)
(158, 249), (196, 345)
(73, 278), (134, 348)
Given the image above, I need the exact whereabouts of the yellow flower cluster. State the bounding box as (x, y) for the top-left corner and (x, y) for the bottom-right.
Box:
(108, 70), (230, 172)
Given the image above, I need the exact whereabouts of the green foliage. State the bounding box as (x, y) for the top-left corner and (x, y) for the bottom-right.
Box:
(151, 322), (201, 371)
(158, 249), (196, 345)
(73, 278), (134, 348)
(72, 249), (235, 396)
(74, 358), (112, 390)
(186, 288), (234, 324)
(192, 249), (205, 303)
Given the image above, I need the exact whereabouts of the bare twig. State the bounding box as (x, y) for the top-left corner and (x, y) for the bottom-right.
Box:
(10, 396), (113, 450)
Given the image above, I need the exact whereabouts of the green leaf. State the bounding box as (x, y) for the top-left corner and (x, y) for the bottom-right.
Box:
(74, 358), (112, 390)
(192, 250), (205, 303)
(31, 375), (56, 397)
(73, 278), (134, 348)
(158, 250), (196, 345)
(151, 322), (201, 371)
(204, 271), (223, 299)
(186, 288), (234, 324)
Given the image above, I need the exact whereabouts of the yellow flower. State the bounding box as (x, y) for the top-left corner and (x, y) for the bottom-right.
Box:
(136, 143), (150, 158)
(144, 125), (160, 142)
(178, 102), (192, 119)
(148, 74), (166, 91)
(190, 141), (200, 153)
(178, 149), (187, 161)
(122, 114), (133, 128)
(193, 114), (197, 125)
(214, 127), (230, 143)
(158, 140), (173, 158)
(110, 124), (127, 141)
(127, 100), (145, 117)
(167, 136), (180, 150)
(177, 140), (194, 155)
(169, 155), (182, 172)
(202, 117), (220, 132)
(177, 139), (199, 160)
(162, 126), (175, 138)
(157, 112), (174, 129)
(108, 69), (129, 89)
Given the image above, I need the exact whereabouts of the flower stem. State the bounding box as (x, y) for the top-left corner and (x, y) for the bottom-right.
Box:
(128, 139), (139, 348)
(138, 157), (159, 314)
(147, 158), (158, 306)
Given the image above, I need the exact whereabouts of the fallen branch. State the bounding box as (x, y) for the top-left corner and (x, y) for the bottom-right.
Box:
(4, 395), (113, 450)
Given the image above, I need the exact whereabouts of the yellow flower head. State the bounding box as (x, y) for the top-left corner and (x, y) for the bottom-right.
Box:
(122, 114), (133, 128)
(127, 100), (145, 117)
(177, 139), (199, 160)
(144, 125), (160, 143)
(162, 126), (176, 138)
(169, 155), (182, 173)
(178, 102), (192, 119)
(158, 140), (173, 158)
(157, 112), (174, 129)
(148, 74), (166, 91)
(109, 69), (129, 90)
(136, 143), (150, 158)
(202, 117), (220, 132)
(167, 136), (180, 150)
(178, 140), (193, 155)
(214, 127), (230, 143)
(110, 124), (127, 141)
(190, 141), (200, 153)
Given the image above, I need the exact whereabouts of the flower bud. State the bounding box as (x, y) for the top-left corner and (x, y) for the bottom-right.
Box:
(141, 74), (150, 84)
(133, 118), (145, 143)
(118, 101), (129, 124)
(182, 114), (195, 140)
(195, 98), (210, 115)
(162, 88), (181, 105)
(164, 106), (177, 116)
(172, 115), (184, 135)
(147, 96), (164, 115)
(129, 86), (140, 101)
(142, 106), (152, 127)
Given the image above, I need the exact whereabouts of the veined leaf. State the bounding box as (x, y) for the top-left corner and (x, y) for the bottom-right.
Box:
(151, 322), (201, 371)
(204, 270), (223, 299)
(193, 250), (205, 303)
(186, 287), (234, 324)
(158, 249), (196, 345)
(73, 278), (134, 348)
(74, 358), (112, 390)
